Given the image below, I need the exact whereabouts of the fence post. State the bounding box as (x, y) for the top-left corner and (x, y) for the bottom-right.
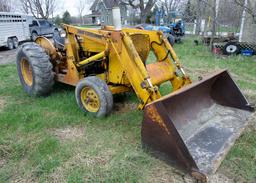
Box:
(239, 0), (248, 42)
(193, 20), (197, 35)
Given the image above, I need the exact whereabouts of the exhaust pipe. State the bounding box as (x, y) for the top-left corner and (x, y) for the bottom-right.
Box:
(112, 7), (122, 30)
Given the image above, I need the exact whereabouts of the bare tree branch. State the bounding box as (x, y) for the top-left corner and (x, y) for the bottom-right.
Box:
(76, 0), (89, 24)
(234, 0), (256, 23)
(0, 0), (13, 12)
(19, 0), (58, 19)
(122, 0), (157, 23)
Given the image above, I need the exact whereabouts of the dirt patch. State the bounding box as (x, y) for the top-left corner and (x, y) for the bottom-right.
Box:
(185, 67), (216, 77)
(0, 97), (6, 112)
(243, 89), (256, 104)
(208, 173), (234, 183)
(148, 166), (234, 183)
(247, 113), (256, 131)
(0, 48), (17, 65)
(47, 148), (114, 182)
(114, 102), (137, 113)
(52, 127), (85, 141)
(0, 159), (6, 168)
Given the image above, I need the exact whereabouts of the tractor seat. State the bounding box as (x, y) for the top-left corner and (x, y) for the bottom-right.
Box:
(53, 33), (65, 50)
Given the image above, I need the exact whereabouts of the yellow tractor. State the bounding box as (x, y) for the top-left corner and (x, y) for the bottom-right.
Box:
(16, 20), (254, 181)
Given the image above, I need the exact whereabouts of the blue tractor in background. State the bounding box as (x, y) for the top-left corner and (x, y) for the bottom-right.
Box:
(136, 10), (185, 46)
(141, 24), (177, 46)
(170, 19), (185, 36)
(154, 9), (185, 45)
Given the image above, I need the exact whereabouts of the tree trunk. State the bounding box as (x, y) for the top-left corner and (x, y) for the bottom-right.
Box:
(210, 0), (217, 50)
(241, 0), (256, 43)
(141, 12), (147, 23)
(196, 0), (202, 35)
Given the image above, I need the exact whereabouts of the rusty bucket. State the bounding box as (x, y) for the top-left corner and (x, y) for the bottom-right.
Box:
(142, 70), (254, 181)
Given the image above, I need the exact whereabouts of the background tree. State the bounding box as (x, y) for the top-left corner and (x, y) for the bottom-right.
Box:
(123, 0), (157, 23)
(0, 0), (12, 12)
(20, 0), (58, 19)
(183, 0), (196, 22)
(234, 0), (256, 23)
(76, 0), (90, 25)
(54, 15), (62, 25)
(234, 0), (256, 42)
(163, 0), (186, 22)
(62, 11), (71, 24)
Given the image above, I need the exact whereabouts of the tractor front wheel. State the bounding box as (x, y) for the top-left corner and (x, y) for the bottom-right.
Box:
(16, 43), (54, 96)
(75, 77), (113, 117)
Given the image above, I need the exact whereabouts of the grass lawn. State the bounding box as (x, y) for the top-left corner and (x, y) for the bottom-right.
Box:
(0, 36), (255, 182)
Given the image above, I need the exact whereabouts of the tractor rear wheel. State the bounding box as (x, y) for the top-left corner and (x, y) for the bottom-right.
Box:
(75, 77), (113, 117)
(16, 43), (54, 96)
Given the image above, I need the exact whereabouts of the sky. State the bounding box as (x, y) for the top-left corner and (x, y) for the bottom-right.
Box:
(58, 0), (93, 17)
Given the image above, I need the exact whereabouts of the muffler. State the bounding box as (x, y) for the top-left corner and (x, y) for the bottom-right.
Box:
(142, 70), (254, 182)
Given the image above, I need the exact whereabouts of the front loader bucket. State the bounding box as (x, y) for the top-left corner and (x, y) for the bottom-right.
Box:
(142, 70), (254, 181)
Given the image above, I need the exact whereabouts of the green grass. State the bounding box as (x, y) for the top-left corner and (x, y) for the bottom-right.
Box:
(0, 36), (255, 182)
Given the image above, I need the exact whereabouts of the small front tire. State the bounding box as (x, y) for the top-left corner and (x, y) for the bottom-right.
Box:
(86, 76), (113, 113)
(75, 77), (111, 117)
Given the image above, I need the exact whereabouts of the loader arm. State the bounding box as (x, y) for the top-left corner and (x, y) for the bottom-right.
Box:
(109, 32), (161, 109)
(109, 29), (191, 109)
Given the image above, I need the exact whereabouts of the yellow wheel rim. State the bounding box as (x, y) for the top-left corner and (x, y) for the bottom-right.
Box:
(21, 58), (33, 86)
(80, 87), (100, 113)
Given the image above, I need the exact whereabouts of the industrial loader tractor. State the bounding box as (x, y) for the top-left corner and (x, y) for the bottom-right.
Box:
(16, 8), (254, 182)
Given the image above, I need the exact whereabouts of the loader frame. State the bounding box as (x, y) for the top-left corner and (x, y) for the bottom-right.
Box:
(38, 24), (191, 109)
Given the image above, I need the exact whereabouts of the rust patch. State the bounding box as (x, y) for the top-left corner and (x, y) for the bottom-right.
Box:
(146, 105), (170, 134)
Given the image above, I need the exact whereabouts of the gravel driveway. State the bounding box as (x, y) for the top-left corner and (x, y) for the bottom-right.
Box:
(0, 47), (17, 65)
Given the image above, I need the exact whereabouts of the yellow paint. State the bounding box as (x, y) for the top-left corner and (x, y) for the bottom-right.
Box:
(78, 51), (105, 66)
(21, 58), (33, 86)
(80, 87), (100, 112)
(35, 37), (57, 59)
(36, 24), (192, 109)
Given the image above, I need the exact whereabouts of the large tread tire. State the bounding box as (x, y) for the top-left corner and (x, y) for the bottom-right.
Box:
(75, 77), (110, 117)
(16, 42), (54, 96)
(86, 76), (113, 113)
